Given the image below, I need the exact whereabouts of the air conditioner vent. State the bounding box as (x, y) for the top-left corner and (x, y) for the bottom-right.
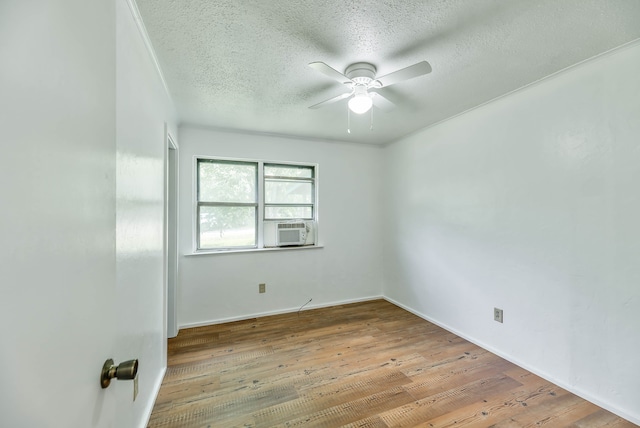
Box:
(277, 222), (306, 230)
(275, 222), (307, 246)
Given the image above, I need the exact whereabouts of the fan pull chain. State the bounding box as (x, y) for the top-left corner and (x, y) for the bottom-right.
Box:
(347, 106), (351, 134)
(370, 104), (374, 131)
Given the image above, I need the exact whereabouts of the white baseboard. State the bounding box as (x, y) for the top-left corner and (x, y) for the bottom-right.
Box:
(382, 296), (640, 426)
(179, 295), (384, 329)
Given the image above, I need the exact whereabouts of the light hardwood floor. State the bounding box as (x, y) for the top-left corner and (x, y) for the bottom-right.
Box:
(148, 300), (636, 427)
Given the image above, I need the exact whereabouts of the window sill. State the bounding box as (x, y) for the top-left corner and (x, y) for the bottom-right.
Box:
(185, 244), (324, 256)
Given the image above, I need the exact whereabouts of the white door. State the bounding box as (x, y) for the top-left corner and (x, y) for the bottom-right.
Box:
(0, 1), (119, 426)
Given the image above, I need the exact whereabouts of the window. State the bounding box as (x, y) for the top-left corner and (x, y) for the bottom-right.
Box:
(196, 157), (317, 251)
(197, 160), (258, 249)
(264, 164), (315, 220)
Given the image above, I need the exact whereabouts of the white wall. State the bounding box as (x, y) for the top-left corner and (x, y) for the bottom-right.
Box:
(382, 41), (640, 424)
(177, 127), (383, 326)
(116, 1), (177, 426)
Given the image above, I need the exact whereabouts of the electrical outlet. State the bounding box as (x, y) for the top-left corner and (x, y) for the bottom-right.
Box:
(494, 307), (504, 323)
(259, 283), (266, 293)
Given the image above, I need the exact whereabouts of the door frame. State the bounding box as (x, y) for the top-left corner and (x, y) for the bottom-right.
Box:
(164, 126), (179, 339)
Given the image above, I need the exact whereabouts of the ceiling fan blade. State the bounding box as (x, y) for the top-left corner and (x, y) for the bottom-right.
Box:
(309, 62), (352, 85)
(375, 61), (432, 87)
(370, 91), (396, 112)
(308, 91), (352, 109)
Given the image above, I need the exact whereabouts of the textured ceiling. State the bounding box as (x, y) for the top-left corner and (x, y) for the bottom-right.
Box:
(135, 0), (640, 145)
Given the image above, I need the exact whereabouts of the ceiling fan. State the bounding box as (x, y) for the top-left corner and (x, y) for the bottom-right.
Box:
(308, 60), (432, 114)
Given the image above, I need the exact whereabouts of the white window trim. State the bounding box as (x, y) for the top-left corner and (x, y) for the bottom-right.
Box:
(192, 155), (319, 254)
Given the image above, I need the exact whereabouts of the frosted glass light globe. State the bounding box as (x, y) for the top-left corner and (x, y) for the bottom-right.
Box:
(348, 94), (373, 114)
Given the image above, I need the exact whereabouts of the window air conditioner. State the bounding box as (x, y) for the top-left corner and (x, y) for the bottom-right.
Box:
(276, 222), (307, 247)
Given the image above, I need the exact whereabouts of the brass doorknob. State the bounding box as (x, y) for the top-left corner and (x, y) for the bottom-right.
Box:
(101, 358), (139, 388)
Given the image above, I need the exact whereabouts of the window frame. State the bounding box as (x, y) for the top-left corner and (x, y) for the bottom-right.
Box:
(193, 155), (318, 253)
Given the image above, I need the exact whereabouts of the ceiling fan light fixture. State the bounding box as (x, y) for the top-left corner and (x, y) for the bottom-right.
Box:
(308, 60), (431, 115)
(348, 93), (373, 114)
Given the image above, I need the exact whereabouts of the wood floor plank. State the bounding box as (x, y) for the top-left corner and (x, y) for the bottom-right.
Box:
(410, 377), (562, 427)
(569, 409), (638, 428)
(269, 387), (415, 428)
(148, 300), (636, 427)
(340, 416), (390, 428)
(250, 370), (412, 426)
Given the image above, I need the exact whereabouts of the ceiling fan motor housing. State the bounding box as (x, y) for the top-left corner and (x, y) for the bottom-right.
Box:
(345, 62), (377, 86)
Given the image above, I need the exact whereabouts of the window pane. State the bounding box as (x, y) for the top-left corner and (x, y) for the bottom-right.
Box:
(199, 206), (256, 248)
(199, 161), (256, 203)
(265, 206), (312, 219)
(265, 180), (313, 204)
(265, 164), (313, 178)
